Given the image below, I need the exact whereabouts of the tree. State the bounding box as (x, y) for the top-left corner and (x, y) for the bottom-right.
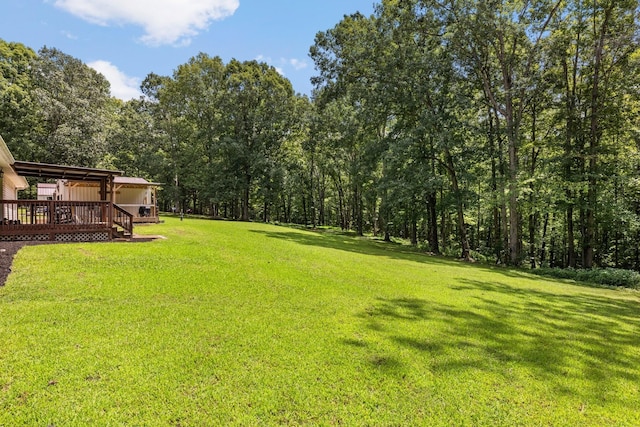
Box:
(144, 56), (297, 219)
(542, 0), (640, 268)
(219, 59), (296, 221)
(0, 39), (39, 160)
(445, 0), (563, 265)
(107, 98), (165, 178)
(30, 47), (112, 167)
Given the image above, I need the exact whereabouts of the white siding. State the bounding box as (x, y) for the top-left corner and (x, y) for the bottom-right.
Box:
(67, 185), (101, 201)
(3, 179), (17, 200)
(2, 177), (19, 219)
(37, 184), (56, 201)
(117, 187), (151, 205)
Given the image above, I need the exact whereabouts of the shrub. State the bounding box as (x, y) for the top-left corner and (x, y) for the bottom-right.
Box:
(532, 267), (640, 289)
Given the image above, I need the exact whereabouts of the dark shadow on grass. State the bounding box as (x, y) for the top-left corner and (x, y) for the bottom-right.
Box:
(369, 354), (403, 371)
(351, 286), (640, 405)
(341, 338), (368, 348)
(252, 226), (640, 400)
(249, 227), (614, 287)
(250, 228), (474, 269)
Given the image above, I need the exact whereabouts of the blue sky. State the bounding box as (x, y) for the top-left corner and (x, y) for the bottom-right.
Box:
(1, 0), (377, 100)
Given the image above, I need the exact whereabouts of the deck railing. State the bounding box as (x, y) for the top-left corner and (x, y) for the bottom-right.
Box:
(113, 204), (134, 236)
(0, 200), (112, 235)
(114, 204), (159, 223)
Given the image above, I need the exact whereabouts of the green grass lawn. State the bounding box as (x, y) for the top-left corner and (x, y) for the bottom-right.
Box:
(1, 217), (639, 426)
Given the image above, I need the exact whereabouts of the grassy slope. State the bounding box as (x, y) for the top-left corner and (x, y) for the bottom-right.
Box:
(1, 217), (639, 426)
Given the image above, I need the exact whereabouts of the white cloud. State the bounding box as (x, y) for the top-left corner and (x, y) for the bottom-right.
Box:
(255, 55), (308, 76)
(53, 0), (239, 46)
(289, 58), (308, 71)
(61, 30), (78, 40)
(255, 55), (283, 75)
(88, 60), (142, 100)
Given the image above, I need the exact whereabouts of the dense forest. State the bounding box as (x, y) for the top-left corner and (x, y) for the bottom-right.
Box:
(1, 0), (639, 270)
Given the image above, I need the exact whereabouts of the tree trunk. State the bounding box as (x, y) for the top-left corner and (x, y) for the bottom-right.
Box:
(507, 122), (519, 265)
(444, 148), (471, 261)
(540, 212), (550, 266)
(263, 199), (268, 223)
(302, 195), (308, 226)
(241, 172), (251, 221)
(491, 105), (508, 264)
(440, 188), (448, 251)
(354, 183), (363, 236)
(583, 4), (612, 269)
(528, 104), (539, 269)
(560, 24), (580, 269)
(318, 172), (326, 226)
(280, 194), (287, 223)
(427, 191), (439, 254)
(566, 202), (576, 268)
(410, 213), (418, 246)
(309, 150), (316, 228)
(371, 197), (378, 237)
(332, 174), (347, 231)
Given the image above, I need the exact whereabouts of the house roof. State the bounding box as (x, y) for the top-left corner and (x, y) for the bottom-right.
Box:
(57, 176), (162, 188)
(0, 135), (29, 190)
(12, 161), (123, 182)
(0, 135), (16, 167)
(114, 177), (161, 186)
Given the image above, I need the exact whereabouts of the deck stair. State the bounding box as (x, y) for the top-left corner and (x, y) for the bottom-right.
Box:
(112, 204), (134, 240)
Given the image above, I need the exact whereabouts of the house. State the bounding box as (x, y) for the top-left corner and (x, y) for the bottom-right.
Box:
(37, 183), (56, 201)
(0, 137), (30, 231)
(0, 136), (29, 200)
(0, 134), (134, 242)
(53, 177), (160, 223)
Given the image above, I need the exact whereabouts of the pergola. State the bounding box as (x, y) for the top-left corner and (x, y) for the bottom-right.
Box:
(11, 161), (123, 204)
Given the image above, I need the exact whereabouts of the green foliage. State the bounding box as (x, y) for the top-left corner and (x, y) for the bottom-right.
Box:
(308, 0), (640, 268)
(28, 47), (113, 167)
(142, 54), (299, 217)
(532, 267), (640, 289)
(0, 39), (39, 160)
(105, 98), (165, 177)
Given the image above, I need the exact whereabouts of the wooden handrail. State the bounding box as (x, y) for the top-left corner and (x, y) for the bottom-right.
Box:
(113, 203), (133, 236)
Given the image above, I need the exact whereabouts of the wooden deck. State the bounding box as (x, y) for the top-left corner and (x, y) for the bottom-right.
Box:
(0, 200), (133, 241)
(117, 204), (160, 224)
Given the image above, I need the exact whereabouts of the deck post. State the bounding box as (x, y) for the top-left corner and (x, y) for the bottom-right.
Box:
(109, 175), (115, 238)
(0, 169), (4, 221)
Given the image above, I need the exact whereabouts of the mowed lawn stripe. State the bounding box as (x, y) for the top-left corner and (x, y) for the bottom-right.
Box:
(1, 217), (639, 425)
